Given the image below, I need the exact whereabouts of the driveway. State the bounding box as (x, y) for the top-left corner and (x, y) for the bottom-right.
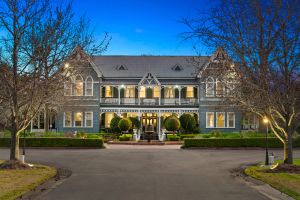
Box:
(0, 147), (298, 200)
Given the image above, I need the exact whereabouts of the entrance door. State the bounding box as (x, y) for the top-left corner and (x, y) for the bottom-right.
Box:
(141, 113), (157, 133)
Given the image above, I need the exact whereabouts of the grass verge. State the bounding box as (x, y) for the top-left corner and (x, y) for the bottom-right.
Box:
(245, 159), (300, 200)
(0, 160), (56, 200)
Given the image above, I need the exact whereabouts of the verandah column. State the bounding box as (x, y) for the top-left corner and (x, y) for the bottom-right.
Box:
(118, 86), (121, 105)
(178, 86), (181, 105)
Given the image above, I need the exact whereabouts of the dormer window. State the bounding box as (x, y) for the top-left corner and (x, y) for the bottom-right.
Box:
(172, 65), (183, 72)
(116, 65), (128, 71)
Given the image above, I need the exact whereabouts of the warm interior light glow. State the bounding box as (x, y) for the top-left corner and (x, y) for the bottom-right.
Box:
(65, 63), (69, 68)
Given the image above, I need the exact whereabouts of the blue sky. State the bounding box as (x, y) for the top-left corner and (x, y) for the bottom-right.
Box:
(73, 0), (215, 55)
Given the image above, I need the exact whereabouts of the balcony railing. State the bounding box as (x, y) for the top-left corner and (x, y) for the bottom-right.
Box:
(100, 97), (199, 105)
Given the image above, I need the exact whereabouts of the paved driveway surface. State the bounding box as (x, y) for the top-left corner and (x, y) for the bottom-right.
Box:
(0, 147), (299, 200)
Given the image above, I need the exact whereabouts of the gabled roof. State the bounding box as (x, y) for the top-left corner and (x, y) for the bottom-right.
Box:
(92, 56), (209, 78)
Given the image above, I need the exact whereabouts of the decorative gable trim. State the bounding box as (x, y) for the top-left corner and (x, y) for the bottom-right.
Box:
(138, 72), (161, 86)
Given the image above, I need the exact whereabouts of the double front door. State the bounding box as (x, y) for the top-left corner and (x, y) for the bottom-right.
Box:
(141, 113), (157, 133)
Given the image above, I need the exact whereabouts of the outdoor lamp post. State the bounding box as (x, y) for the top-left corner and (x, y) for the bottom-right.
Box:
(263, 117), (269, 165)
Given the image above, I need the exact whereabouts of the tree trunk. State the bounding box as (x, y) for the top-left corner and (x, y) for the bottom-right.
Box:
(44, 105), (49, 133)
(10, 122), (19, 160)
(284, 131), (293, 164)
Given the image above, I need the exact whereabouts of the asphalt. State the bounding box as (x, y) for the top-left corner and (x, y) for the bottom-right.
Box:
(0, 147), (299, 200)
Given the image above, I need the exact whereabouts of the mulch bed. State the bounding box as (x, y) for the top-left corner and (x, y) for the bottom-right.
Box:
(263, 164), (300, 174)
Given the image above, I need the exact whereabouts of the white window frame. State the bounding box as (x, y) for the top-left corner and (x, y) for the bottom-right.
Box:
(74, 112), (83, 127)
(63, 112), (72, 127)
(206, 112), (215, 128)
(206, 77), (215, 97)
(74, 75), (84, 96)
(216, 112), (226, 128)
(227, 112), (235, 128)
(85, 76), (94, 96)
(85, 112), (93, 128)
(216, 79), (226, 97)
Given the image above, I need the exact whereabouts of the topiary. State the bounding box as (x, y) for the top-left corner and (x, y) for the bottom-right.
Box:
(179, 114), (196, 133)
(110, 116), (121, 133)
(118, 118), (132, 132)
(164, 116), (181, 132)
(129, 117), (141, 129)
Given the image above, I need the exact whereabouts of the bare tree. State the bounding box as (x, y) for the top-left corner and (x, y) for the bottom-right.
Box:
(0, 0), (109, 166)
(182, 0), (300, 164)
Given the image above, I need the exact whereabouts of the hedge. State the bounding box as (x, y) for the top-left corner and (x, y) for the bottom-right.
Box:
(167, 135), (180, 141)
(119, 134), (132, 141)
(183, 137), (300, 148)
(0, 138), (104, 148)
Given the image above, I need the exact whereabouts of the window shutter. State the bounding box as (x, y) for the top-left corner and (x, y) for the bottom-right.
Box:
(113, 87), (118, 97)
(194, 87), (198, 98)
(146, 88), (153, 98)
(102, 87), (106, 97)
(120, 88), (124, 98)
(175, 88), (179, 98)
(181, 87), (187, 98)
(161, 88), (165, 98)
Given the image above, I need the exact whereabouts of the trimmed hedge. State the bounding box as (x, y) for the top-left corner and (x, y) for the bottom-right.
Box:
(119, 134), (132, 141)
(167, 135), (180, 141)
(178, 134), (197, 140)
(0, 138), (104, 148)
(183, 137), (300, 148)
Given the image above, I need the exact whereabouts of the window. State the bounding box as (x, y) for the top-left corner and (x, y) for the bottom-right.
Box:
(186, 86), (194, 98)
(206, 112), (214, 128)
(139, 86), (146, 98)
(74, 112), (83, 127)
(125, 86), (135, 98)
(216, 79), (225, 96)
(105, 86), (113, 97)
(64, 112), (72, 127)
(153, 86), (160, 98)
(64, 80), (72, 96)
(85, 112), (93, 127)
(206, 77), (215, 97)
(216, 112), (225, 128)
(74, 75), (83, 96)
(226, 81), (235, 96)
(105, 112), (114, 128)
(164, 86), (174, 98)
(227, 112), (235, 128)
(85, 76), (93, 96)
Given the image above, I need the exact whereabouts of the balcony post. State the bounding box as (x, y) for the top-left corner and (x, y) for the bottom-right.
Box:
(118, 86), (121, 105)
(178, 86), (181, 105)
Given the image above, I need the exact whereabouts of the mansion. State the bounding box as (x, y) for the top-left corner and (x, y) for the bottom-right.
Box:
(30, 47), (260, 136)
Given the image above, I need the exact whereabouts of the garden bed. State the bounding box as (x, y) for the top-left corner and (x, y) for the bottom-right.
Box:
(0, 161), (56, 200)
(245, 159), (300, 200)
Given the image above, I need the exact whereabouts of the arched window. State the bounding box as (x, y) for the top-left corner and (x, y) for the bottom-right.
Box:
(216, 78), (225, 96)
(206, 77), (215, 97)
(85, 76), (93, 96)
(74, 75), (83, 96)
(64, 78), (72, 96)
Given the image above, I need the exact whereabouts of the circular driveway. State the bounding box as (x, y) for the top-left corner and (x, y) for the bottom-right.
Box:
(0, 147), (298, 200)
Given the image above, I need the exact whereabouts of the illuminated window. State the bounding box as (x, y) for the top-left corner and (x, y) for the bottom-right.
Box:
(85, 112), (93, 127)
(216, 112), (225, 128)
(64, 112), (72, 127)
(164, 87), (174, 98)
(206, 77), (215, 97)
(74, 112), (83, 127)
(216, 79), (225, 96)
(64, 79), (72, 96)
(85, 76), (93, 96)
(74, 75), (83, 96)
(186, 86), (194, 98)
(125, 86), (135, 98)
(139, 86), (146, 98)
(206, 112), (214, 128)
(227, 112), (235, 128)
(105, 86), (113, 97)
(105, 112), (114, 128)
(153, 86), (160, 98)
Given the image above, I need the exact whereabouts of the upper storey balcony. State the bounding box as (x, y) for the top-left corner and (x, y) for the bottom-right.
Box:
(100, 85), (199, 106)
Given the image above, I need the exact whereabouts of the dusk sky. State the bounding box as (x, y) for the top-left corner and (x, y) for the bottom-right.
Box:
(73, 0), (215, 56)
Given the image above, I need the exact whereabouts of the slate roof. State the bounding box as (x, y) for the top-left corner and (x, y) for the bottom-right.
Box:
(92, 56), (209, 78)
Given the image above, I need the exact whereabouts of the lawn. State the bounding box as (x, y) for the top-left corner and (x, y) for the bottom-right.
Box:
(0, 161), (56, 200)
(245, 159), (300, 200)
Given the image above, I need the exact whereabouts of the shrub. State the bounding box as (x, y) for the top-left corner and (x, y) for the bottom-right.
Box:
(178, 134), (197, 140)
(76, 131), (87, 139)
(183, 138), (292, 148)
(0, 138), (104, 148)
(210, 130), (223, 138)
(110, 116), (121, 133)
(164, 116), (181, 132)
(119, 134), (132, 141)
(129, 117), (141, 129)
(167, 135), (180, 141)
(118, 118), (132, 132)
(179, 114), (196, 133)
(193, 127), (201, 134)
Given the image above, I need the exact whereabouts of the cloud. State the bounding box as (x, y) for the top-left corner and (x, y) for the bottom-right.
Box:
(134, 28), (144, 33)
